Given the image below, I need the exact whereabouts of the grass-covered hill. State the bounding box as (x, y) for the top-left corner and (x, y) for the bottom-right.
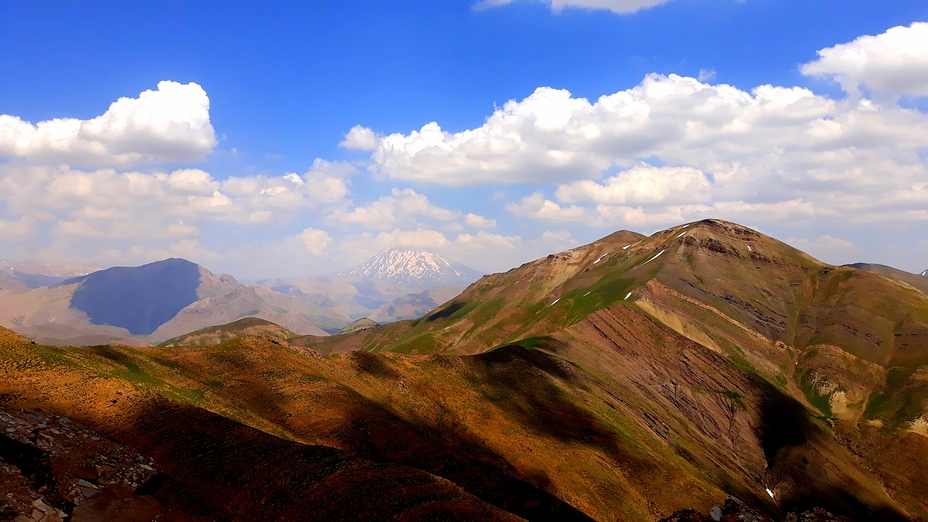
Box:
(157, 317), (297, 347)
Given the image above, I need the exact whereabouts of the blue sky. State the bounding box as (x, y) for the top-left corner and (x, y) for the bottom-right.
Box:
(2, 0), (928, 277)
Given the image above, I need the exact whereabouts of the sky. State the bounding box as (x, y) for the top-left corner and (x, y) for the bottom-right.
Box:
(2, 0), (928, 279)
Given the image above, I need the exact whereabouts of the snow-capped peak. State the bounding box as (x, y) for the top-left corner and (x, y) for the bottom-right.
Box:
(338, 247), (482, 289)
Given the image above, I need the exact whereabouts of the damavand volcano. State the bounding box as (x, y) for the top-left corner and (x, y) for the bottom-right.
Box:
(1, 219), (927, 522)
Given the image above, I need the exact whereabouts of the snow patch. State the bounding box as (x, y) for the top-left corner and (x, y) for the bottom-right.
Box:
(594, 253), (608, 264)
(676, 232), (686, 238)
(640, 250), (665, 266)
(583, 291), (591, 296)
(748, 245), (753, 252)
(549, 298), (560, 306)
(766, 488), (775, 499)
(624, 292), (632, 300)
(622, 245), (631, 250)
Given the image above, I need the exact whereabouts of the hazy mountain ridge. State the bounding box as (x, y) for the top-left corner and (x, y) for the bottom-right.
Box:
(0, 250), (472, 345)
(0, 258), (338, 344)
(368, 285), (464, 323)
(0, 259), (101, 288)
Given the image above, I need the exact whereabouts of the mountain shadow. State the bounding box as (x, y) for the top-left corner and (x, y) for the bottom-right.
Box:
(68, 258), (201, 335)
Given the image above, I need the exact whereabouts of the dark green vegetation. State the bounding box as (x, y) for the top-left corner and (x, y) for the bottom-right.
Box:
(2, 220), (928, 521)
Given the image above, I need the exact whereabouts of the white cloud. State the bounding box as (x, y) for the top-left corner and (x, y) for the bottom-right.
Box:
(300, 228), (332, 255)
(801, 22), (928, 96)
(127, 239), (219, 266)
(0, 159), (354, 241)
(0, 81), (216, 166)
(697, 69), (717, 82)
(464, 213), (497, 228)
(506, 192), (590, 223)
(0, 216), (34, 240)
(476, 0), (671, 14)
(556, 164), (711, 205)
(366, 71), (928, 230)
(785, 235), (859, 265)
(328, 188), (460, 230)
(339, 125), (380, 150)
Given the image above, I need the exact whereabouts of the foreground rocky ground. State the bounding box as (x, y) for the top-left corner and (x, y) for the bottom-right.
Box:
(0, 407), (204, 522)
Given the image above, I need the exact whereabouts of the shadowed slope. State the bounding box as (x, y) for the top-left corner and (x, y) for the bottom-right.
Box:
(67, 258), (203, 335)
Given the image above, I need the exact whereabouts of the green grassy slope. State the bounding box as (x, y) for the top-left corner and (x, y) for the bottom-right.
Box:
(157, 316), (297, 347)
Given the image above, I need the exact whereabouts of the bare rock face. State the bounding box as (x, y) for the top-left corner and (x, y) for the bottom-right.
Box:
(0, 408), (204, 521)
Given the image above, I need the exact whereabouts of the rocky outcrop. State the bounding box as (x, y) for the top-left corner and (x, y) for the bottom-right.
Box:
(660, 496), (852, 522)
(0, 408), (202, 522)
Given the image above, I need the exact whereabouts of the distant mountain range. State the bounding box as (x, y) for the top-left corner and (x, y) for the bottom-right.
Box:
(0, 259), (100, 288)
(0, 248), (481, 345)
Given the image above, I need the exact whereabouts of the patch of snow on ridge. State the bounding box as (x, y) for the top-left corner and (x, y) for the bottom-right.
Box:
(922, 269), (928, 277)
(640, 250), (665, 266)
(624, 292), (632, 300)
(766, 488), (775, 499)
(549, 298), (560, 306)
(583, 291), (591, 296)
(622, 245), (631, 250)
(594, 253), (608, 264)
(676, 232), (686, 238)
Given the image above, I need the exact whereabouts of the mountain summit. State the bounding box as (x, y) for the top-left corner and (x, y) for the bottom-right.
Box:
(338, 247), (482, 290)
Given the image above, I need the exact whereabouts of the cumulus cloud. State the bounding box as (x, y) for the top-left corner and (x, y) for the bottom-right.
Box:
(0, 81), (216, 166)
(366, 71), (928, 229)
(464, 213), (497, 228)
(476, 0), (671, 14)
(555, 164), (711, 205)
(0, 216), (34, 241)
(328, 188), (459, 230)
(506, 192), (590, 223)
(327, 188), (497, 233)
(0, 159), (354, 242)
(339, 125), (380, 150)
(801, 22), (928, 96)
(300, 228), (332, 255)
